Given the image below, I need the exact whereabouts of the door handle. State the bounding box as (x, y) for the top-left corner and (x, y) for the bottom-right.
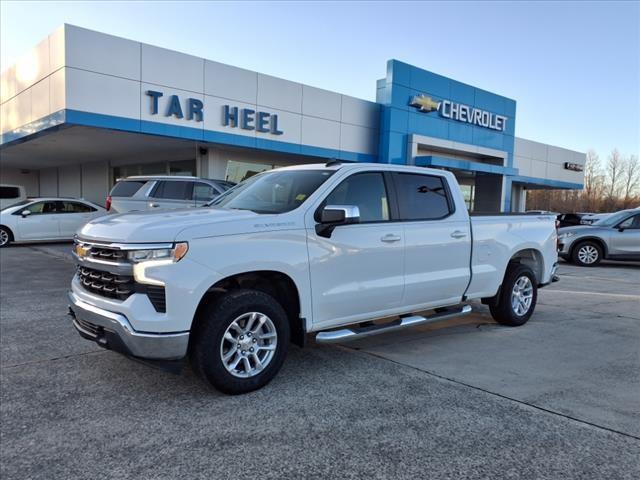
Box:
(450, 230), (467, 239)
(381, 234), (401, 243)
(149, 203), (159, 208)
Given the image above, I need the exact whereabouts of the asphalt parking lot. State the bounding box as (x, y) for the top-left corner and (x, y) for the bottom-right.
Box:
(1, 244), (639, 479)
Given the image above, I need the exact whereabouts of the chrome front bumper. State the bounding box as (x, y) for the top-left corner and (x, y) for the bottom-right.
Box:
(67, 291), (189, 360)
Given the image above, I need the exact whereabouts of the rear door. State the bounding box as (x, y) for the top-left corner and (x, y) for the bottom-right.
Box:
(15, 201), (61, 240)
(608, 214), (640, 257)
(148, 181), (194, 210)
(392, 172), (471, 309)
(57, 201), (98, 237)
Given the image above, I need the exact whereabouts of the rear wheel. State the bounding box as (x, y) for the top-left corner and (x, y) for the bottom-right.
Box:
(190, 289), (289, 395)
(0, 226), (12, 248)
(489, 263), (537, 327)
(571, 240), (602, 267)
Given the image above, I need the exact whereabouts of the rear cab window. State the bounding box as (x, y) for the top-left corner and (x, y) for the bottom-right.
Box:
(393, 173), (453, 221)
(109, 181), (147, 197)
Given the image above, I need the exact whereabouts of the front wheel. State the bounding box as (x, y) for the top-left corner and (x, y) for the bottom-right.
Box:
(489, 263), (538, 327)
(190, 289), (290, 395)
(571, 240), (602, 267)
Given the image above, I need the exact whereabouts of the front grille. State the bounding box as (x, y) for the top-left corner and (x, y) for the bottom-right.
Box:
(88, 246), (127, 261)
(76, 266), (167, 313)
(77, 266), (134, 300)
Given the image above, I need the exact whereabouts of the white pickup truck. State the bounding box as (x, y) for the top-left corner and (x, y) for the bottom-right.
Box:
(68, 162), (558, 394)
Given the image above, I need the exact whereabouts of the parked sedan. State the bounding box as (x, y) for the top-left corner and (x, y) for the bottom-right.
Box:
(0, 198), (106, 247)
(558, 209), (640, 266)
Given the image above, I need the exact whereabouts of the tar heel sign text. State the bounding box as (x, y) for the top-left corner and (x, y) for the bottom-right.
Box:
(145, 90), (284, 135)
(222, 106), (283, 135)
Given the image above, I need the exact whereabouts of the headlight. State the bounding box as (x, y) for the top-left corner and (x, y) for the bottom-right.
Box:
(558, 232), (576, 240)
(130, 242), (188, 286)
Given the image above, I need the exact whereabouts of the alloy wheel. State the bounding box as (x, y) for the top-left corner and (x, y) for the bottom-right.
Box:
(578, 245), (599, 264)
(511, 275), (533, 316)
(220, 312), (278, 378)
(0, 229), (8, 247)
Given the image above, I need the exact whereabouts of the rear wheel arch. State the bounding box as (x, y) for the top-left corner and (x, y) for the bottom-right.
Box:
(508, 248), (544, 285)
(482, 249), (544, 306)
(191, 270), (305, 348)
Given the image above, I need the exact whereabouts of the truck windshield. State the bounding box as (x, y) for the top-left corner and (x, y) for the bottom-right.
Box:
(208, 170), (334, 214)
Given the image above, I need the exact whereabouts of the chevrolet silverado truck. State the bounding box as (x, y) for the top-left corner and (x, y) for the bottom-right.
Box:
(68, 162), (559, 394)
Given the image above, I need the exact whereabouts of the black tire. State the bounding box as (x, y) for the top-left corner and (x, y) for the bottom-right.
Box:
(189, 289), (290, 395)
(489, 263), (538, 327)
(0, 226), (12, 248)
(571, 240), (602, 267)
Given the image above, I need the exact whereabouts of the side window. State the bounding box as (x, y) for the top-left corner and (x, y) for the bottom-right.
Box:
(60, 201), (95, 213)
(619, 215), (639, 229)
(324, 173), (389, 222)
(151, 181), (192, 200)
(21, 201), (57, 214)
(192, 183), (216, 202)
(394, 173), (452, 221)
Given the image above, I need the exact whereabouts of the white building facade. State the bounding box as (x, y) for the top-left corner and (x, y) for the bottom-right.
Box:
(1, 25), (585, 211)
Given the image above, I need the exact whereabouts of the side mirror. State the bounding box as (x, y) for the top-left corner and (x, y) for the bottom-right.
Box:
(316, 205), (360, 238)
(21, 210), (31, 217)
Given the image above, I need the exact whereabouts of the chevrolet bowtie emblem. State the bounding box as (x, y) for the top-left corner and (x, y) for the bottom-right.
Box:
(75, 244), (90, 257)
(409, 95), (440, 112)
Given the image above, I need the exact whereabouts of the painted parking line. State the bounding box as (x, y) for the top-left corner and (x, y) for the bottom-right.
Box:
(546, 289), (640, 300)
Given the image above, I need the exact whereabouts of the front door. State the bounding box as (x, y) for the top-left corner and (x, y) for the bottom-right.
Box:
(16, 201), (61, 240)
(307, 172), (404, 328)
(609, 214), (640, 257)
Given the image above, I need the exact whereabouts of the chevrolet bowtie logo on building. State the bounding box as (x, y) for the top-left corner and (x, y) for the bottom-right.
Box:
(409, 94), (440, 112)
(409, 94), (508, 132)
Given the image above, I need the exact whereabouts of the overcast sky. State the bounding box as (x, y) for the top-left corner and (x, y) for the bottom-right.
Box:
(1, 1), (638, 158)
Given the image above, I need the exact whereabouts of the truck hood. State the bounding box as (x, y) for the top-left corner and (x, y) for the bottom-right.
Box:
(78, 207), (263, 243)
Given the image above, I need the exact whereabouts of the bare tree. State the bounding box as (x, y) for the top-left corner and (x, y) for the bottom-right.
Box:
(621, 155), (640, 208)
(605, 149), (623, 206)
(582, 149), (604, 211)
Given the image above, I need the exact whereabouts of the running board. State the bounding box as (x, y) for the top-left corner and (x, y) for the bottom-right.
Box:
(315, 304), (473, 344)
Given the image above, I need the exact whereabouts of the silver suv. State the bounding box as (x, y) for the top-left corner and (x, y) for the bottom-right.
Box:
(106, 176), (235, 213)
(558, 209), (640, 266)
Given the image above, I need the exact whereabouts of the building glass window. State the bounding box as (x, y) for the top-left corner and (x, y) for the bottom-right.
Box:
(112, 159), (196, 185)
(225, 160), (274, 184)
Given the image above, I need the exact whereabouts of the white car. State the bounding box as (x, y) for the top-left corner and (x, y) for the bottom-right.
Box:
(68, 162), (558, 394)
(0, 184), (27, 210)
(0, 198), (106, 247)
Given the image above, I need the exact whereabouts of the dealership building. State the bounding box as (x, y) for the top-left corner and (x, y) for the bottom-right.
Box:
(1, 24), (585, 212)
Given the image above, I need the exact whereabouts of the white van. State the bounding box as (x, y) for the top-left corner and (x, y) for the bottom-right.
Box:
(0, 185), (27, 210)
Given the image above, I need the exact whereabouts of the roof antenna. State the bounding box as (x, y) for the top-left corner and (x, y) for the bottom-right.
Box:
(325, 158), (342, 167)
